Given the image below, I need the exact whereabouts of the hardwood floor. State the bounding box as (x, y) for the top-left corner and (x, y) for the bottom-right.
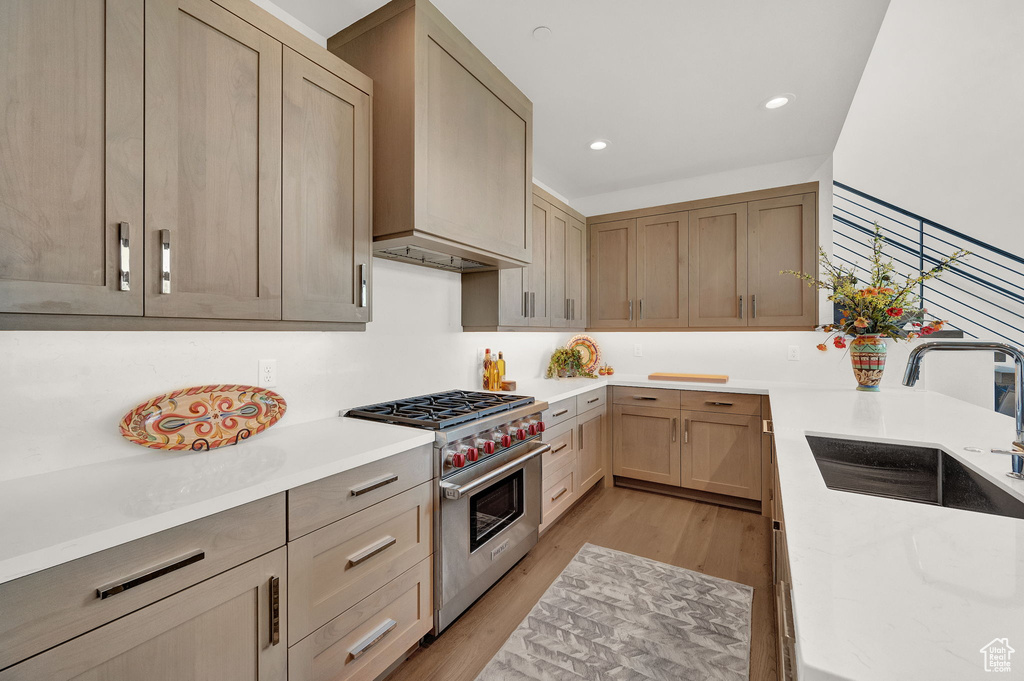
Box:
(386, 484), (778, 681)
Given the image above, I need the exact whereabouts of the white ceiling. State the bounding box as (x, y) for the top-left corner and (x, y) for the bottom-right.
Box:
(270, 0), (890, 202)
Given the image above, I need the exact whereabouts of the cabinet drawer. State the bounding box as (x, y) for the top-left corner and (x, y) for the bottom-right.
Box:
(612, 386), (681, 408)
(576, 387), (606, 413)
(541, 460), (576, 530)
(0, 494), (285, 671)
(679, 391), (761, 416)
(542, 422), (576, 471)
(543, 396), (577, 427)
(289, 557), (432, 681)
(288, 443), (432, 539)
(288, 481), (432, 644)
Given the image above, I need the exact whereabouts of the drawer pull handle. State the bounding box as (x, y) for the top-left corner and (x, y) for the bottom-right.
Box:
(551, 442), (569, 454)
(552, 409), (569, 417)
(551, 487), (569, 501)
(706, 401), (734, 407)
(633, 396), (657, 401)
(350, 474), (399, 497)
(586, 397), (600, 404)
(349, 618), (398, 662)
(347, 536), (397, 568)
(96, 549), (204, 599)
(270, 576), (281, 646)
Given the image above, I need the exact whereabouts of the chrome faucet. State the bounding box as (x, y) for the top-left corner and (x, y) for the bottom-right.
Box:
(903, 340), (1024, 479)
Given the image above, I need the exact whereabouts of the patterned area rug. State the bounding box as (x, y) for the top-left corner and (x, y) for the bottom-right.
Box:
(476, 543), (753, 681)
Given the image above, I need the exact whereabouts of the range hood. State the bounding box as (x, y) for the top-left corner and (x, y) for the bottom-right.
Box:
(375, 244), (492, 273)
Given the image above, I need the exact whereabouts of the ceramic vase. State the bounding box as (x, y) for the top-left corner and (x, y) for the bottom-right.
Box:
(850, 334), (888, 391)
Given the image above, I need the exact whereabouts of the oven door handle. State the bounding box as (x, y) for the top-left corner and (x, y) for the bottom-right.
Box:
(439, 443), (550, 500)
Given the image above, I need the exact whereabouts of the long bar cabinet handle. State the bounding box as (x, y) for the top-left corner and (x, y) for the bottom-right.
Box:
(358, 263), (368, 307)
(118, 222), (131, 291)
(531, 292), (536, 318)
(551, 442), (568, 454)
(672, 417), (677, 442)
(349, 619), (397, 661)
(738, 295), (744, 319)
(160, 229), (171, 294)
(752, 294), (757, 319)
(96, 549), (204, 599)
(628, 299), (633, 321)
(684, 419), (690, 444)
(551, 487), (569, 501)
(706, 401), (734, 407)
(350, 474), (398, 497)
(347, 536), (397, 568)
(270, 576), (281, 645)
(524, 291), (529, 318)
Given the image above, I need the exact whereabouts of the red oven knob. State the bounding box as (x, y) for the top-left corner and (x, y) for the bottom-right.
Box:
(447, 452), (466, 468)
(466, 447), (479, 462)
(500, 434), (512, 448)
(516, 428), (527, 441)
(483, 441), (496, 455)
(537, 421), (546, 433)
(528, 423), (537, 436)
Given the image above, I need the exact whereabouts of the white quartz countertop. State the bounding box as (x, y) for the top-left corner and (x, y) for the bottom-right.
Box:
(0, 417), (433, 585)
(511, 374), (771, 406)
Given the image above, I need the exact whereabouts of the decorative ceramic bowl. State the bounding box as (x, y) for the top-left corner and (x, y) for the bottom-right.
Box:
(566, 335), (601, 374)
(119, 384), (287, 451)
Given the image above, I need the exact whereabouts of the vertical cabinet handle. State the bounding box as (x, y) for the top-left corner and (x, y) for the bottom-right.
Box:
(638, 299), (644, 321)
(269, 576), (281, 646)
(578, 423), (583, 449)
(752, 294), (757, 319)
(118, 222), (131, 291)
(571, 298), (575, 321)
(672, 417), (677, 442)
(565, 297), (570, 320)
(524, 291), (530, 318)
(530, 292), (536, 318)
(358, 263), (368, 307)
(684, 419), (690, 444)
(628, 300), (633, 321)
(159, 229), (171, 294)
(738, 295), (744, 319)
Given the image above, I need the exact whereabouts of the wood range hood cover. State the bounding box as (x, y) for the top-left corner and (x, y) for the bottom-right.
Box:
(329, 0), (534, 275)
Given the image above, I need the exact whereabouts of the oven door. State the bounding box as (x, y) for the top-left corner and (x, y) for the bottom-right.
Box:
(436, 441), (547, 631)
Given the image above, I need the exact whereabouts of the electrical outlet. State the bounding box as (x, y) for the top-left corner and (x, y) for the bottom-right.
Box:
(787, 345), (801, 361)
(633, 344), (643, 357)
(258, 359), (277, 387)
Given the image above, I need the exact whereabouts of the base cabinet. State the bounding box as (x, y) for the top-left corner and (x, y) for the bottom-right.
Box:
(0, 548), (287, 681)
(611, 404), (681, 486)
(681, 411), (762, 500)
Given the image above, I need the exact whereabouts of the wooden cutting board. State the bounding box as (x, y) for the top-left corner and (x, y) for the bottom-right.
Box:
(648, 372), (729, 384)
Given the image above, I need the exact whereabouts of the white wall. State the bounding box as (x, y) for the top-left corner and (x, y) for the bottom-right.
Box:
(833, 0), (1024, 256)
(248, 0), (327, 46)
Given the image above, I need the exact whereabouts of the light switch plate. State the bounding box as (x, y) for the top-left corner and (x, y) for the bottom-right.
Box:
(787, 345), (801, 361)
(633, 344), (643, 357)
(259, 359), (277, 387)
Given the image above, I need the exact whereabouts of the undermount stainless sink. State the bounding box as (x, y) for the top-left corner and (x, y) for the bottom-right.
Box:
(806, 436), (1024, 521)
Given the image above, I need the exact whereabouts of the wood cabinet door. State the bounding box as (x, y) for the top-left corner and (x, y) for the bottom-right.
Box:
(681, 411), (762, 500)
(578, 408), (606, 493)
(0, 0), (144, 316)
(688, 204), (747, 327)
(612, 405), (680, 486)
(528, 195), (551, 326)
(282, 48), (371, 323)
(546, 206), (569, 328)
(637, 212), (688, 328)
(145, 0), (282, 320)
(589, 219), (636, 328)
(748, 193), (817, 328)
(0, 548), (287, 681)
(567, 216), (587, 327)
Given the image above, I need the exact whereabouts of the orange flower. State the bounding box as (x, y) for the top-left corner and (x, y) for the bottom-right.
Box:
(854, 317), (869, 328)
(932, 320), (945, 331)
(860, 287), (880, 297)
(879, 287), (895, 294)
(886, 307), (903, 317)
(907, 332), (919, 340)
(834, 336), (848, 349)
(816, 343), (828, 352)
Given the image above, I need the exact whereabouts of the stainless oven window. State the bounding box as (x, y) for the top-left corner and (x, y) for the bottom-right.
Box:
(469, 468), (524, 552)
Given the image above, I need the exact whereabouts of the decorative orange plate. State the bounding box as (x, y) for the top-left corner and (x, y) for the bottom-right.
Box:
(119, 385), (287, 451)
(567, 334), (601, 374)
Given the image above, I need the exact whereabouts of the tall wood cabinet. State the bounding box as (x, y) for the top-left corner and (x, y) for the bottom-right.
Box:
(0, 0), (374, 330)
(462, 188), (587, 330)
(0, 0), (144, 317)
(588, 184), (818, 331)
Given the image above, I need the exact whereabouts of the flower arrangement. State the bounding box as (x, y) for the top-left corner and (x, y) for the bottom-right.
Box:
(545, 347), (597, 379)
(784, 222), (969, 351)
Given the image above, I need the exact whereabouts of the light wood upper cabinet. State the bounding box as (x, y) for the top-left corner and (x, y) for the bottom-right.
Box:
(145, 0), (282, 320)
(529, 196), (552, 326)
(567, 216), (587, 327)
(589, 219), (637, 328)
(688, 203), (747, 327)
(748, 193), (817, 327)
(282, 48), (371, 323)
(546, 205), (569, 328)
(681, 411), (762, 501)
(329, 0), (532, 268)
(0, 548), (287, 681)
(637, 212), (688, 328)
(0, 0), (144, 316)
(612, 404), (681, 486)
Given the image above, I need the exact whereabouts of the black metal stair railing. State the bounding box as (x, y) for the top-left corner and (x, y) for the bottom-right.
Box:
(832, 181), (1024, 348)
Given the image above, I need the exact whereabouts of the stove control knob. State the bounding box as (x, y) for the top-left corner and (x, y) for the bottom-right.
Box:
(476, 438), (495, 455)
(465, 446), (479, 462)
(447, 452), (466, 468)
(537, 420), (546, 433)
(500, 434), (512, 448)
(527, 421), (539, 436)
(516, 428), (528, 441)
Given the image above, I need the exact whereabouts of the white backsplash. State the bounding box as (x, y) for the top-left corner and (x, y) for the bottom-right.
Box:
(0, 258), (992, 482)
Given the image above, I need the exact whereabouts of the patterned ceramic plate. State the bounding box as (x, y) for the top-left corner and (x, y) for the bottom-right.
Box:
(567, 335), (601, 374)
(119, 384), (287, 451)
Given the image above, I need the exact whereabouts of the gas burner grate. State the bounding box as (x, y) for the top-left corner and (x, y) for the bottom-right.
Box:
(346, 390), (535, 430)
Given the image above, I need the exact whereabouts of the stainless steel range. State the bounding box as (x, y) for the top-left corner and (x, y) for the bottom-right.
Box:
(347, 390), (549, 633)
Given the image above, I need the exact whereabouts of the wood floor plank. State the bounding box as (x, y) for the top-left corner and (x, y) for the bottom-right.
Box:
(385, 485), (777, 681)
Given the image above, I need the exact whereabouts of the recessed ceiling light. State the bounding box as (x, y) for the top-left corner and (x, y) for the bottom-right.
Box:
(532, 26), (552, 41)
(589, 140), (608, 151)
(764, 94), (794, 110)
